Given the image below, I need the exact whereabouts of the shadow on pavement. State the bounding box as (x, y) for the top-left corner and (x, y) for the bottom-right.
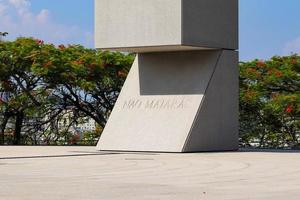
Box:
(0, 152), (118, 160)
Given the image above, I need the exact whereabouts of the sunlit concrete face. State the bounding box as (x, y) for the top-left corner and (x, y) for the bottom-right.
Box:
(95, 0), (238, 52)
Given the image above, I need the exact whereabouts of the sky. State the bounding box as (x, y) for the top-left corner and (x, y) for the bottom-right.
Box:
(0, 0), (300, 61)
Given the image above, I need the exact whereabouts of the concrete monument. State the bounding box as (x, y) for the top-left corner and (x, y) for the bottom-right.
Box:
(95, 0), (239, 152)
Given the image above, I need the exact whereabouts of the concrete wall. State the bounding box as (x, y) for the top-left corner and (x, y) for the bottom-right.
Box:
(97, 50), (238, 152)
(95, 0), (238, 52)
(95, 0), (182, 51)
(182, 0), (238, 50)
(95, 0), (239, 152)
(183, 50), (239, 152)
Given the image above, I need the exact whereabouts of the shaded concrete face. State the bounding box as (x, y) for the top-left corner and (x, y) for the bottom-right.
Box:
(97, 50), (238, 152)
(182, 0), (238, 50)
(95, 0), (238, 52)
(183, 50), (239, 152)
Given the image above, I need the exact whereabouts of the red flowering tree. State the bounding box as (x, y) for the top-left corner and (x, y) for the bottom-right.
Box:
(0, 38), (46, 144)
(240, 55), (300, 148)
(0, 37), (134, 145)
(33, 43), (134, 129)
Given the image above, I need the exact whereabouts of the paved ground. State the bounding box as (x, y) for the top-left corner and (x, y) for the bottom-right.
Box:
(1, 146), (300, 200)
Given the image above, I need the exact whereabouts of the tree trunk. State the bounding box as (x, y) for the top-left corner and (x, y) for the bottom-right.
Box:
(14, 111), (24, 145)
(0, 113), (10, 145)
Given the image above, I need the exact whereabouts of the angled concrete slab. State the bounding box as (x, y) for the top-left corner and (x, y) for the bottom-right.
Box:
(97, 50), (238, 152)
(183, 50), (239, 152)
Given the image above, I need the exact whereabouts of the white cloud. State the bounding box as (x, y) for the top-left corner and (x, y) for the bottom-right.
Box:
(283, 37), (300, 55)
(0, 0), (93, 47)
(36, 9), (49, 23)
(9, 0), (30, 8)
(8, 0), (31, 20)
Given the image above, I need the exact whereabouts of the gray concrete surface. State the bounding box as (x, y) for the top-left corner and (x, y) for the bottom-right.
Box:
(95, 0), (239, 152)
(1, 146), (300, 200)
(183, 50), (239, 152)
(95, 0), (238, 52)
(97, 50), (238, 152)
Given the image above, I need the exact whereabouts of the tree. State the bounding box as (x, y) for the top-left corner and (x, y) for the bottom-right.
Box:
(240, 55), (300, 148)
(0, 38), (60, 144)
(34, 44), (134, 128)
(0, 37), (134, 145)
(0, 32), (8, 41)
(0, 32), (8, 36)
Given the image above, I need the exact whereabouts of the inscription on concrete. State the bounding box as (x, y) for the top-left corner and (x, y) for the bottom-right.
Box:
(122, 98), (185, 110)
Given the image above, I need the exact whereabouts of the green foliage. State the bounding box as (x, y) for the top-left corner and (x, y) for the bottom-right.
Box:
(0, 37), (134, 145)
(240, 56), (300, 148)
(0, 32), (8, 36)
(0, 32), (8, 42)
(80, 129), (102, 146)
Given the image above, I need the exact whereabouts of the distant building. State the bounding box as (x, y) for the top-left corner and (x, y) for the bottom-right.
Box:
(57, 109), (96, 133)
(77, 117), (96, 132)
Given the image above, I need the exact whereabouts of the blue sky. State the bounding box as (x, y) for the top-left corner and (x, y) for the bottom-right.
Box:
(240, 0), (300, 61)
(0, 0), (300, 61)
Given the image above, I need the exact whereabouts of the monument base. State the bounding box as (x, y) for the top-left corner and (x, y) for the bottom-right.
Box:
(96, 50), (239, 152)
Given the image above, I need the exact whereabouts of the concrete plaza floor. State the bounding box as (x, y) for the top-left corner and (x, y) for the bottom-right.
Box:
(1, 146), (300, 200)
